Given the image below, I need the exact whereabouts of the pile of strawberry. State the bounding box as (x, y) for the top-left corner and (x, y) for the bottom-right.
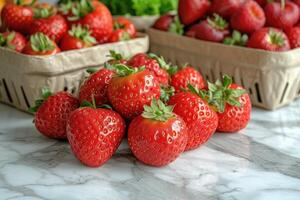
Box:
(30, 51), (251, 168)
(0, 0), (136, 55)
(154, 0), (300, 51)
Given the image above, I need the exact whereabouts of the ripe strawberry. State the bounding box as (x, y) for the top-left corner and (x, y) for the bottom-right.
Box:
(128, 99), (188, 167)
(196, 14), (230, 42)
(109, 17), (136, 43)
(168, 85), (218, 151)
(293, 0), (300, 7)
(30, 4), (68, 43)
(265, 1), (300, 31)
(210, 0), (245, 19)
(79, 68), (114, 106)
(107, 64), (160, 120)
(223, 30), (249, 46)
(1, 1), (34, 34)
(185, 23), (203, 38)
(286, 27), (300, 49)
(29, 88), (79, 139)
(153, 14), (184, 35)
(22, 33), (61, 55)
(205, 75), (251, 133)
(170, 66), (205, 93)
(178, 0), (210, 26)
(254, 0), (267, 6)
(231, 0), (266, 34)
(0, 31), (26, 52)
(60, 25), (97, 51)
(67, 106), (125, 167)
(247, 27), (290, 51)
(68, 0), (113, 44)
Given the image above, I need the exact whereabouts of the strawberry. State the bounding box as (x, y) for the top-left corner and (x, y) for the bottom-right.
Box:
(79, 68), (114, 106)
(265, 1), (300, 31)
(107, 50), (128, 65)
(30, 4), (68, 43)
(170, 66), (205, 93)
(231, 0), (266, 34)
(107, 64), (161, 120)
(286, 27), (300, 49)
(196, 14), (230, 42)
(185, 23), (202, 38)
(205, 75), (251, 133)
(109, 17), (136, 43)
(128, 99), (188, 167)
(247, 27), (290, 51)
(210, 0), (245, 19)
(0, 31), (26, 52)
(67, 105), (125, 167)
(168, 85), (218, 151)
(68, 0), (113, 44)
(153, 14), (184, 35)
(254, 0), (267, 6)
(223, 30), (249, 46)
(29, 88), (79, 139)
(178, 0), (210, 26)
(22, 33), (61, 55)
(60, 25), (97, 51)
(293, 0), (300, 7)
(1, 0), (34, 34)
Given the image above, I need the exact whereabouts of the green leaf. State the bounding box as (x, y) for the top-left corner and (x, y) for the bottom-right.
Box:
(168, 16), (184, 35)
(223, 75), (232, 88)
(231, 89), (246, 97)
(41, 88), (52, 99)
(160, 85), (175, 103)
(80, 100), (94, 108)
(142, 99), (175, 122)
(86, 68), (99, 74)
(207, 82), (217, 92)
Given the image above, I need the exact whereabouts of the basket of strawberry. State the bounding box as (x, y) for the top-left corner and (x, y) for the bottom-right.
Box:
(0, 0), (149, 112)
(148, 0), (300, 110)
(29, 52), (251, 167)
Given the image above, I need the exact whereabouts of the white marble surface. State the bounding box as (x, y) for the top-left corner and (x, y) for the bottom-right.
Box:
(0, 100), (300, 200)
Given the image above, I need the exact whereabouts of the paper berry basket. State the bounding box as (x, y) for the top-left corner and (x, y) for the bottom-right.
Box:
(0, 33), (149, 112)
(147, 28), (300, 110)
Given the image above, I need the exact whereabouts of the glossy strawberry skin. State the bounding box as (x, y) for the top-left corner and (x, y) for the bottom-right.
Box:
(1, 31), (27, 52)
(196, 20), (230, 42)
(1, 3), (34, 34)
(265, 1), (300, 31)
(67, 107), (126, 167)
(247, 28), (290, 51)
(113, 17), (136, 38)
(153, 14), (174, 31)
(22, 41), (61, 55)
(168, 92), (218, 151)
(254, 0), (267, 6)
(127, 53), (169, 85)
(35, 92), (79, 139)
(217, 84), (251, 133)
(171, 67), (205, 93)
(210, 0), (244, 19)
(79, 69), (114, 106)
(128, 115), (188, 167)
(178, 0), (210, 26)
(185, 23), (202, 38)
(286, 27), (300, 49)
(109, 29), (129, 43)
(231, 0), (266, 34)
(30, 14), (68, 43)
(60, 34), (90, 51)
(108, 70), (161, 120)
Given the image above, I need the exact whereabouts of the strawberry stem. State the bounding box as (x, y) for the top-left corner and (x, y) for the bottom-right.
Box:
(30, 33), (55, 52)
(142, 99), (175, 122)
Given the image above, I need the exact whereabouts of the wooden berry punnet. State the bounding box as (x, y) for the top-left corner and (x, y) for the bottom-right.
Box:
(0, 33), (149, 112)
(148, 28), (300, 110)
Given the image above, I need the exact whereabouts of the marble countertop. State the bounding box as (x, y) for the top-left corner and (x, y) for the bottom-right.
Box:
(0, 100), (300, 200)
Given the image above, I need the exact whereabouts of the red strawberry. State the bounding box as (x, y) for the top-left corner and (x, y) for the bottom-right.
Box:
(265, 1), (300, 31)
(68, 0), (113, 44)
(107, 64), (161, 119)
(109, 17), (136, 43)
(247, 27), (290, 51)
(286, 27), (300, 49)
(0, 31), (26, 52)
(79, 68), (114, 106)
(128, 99), (188, 167)
(168, 85), (218, 151)
(254, 0), (267, 6)
(170, 66), (205, 93)
(60, 25), (97, 51)
(205, 75), (251, 133)
(210, 0), (245, 19)
(127, 53), (171, 85)
(185, 23), (203, 38)
(231, 0), (266, 34)
(30, 89), (79, 139)
(67, 106), (125, 167)
(22, 33), (61, 55)
(196, 14), (230, 42)
(1, 1), (34, 34)
(293, 0), (300, 7)
(153, 14), (184, 35)
(31, 4), (68, 43)
(178, 0), (210, 26)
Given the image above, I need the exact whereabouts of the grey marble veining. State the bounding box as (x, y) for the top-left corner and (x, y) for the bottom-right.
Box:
(0, 100), (300, 200)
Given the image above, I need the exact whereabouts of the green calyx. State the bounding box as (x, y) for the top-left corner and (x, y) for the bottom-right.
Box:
(0, 34), (5, 46)
(160, 85), (175, 103)
(142, 99), (175, 122)
(108, 50), (124, 61)
(14, 0), (36, 6)
(223, 30), (248, 46)
(104, 63), (145, 77)
(269, 30), (285, 46)
(113, 22), (125, 30)
(30, 33), (55, 52)
(68, 0), (94, 21)
(0, 32), (16, 50)
(207, 13), (228, 30)
(58, 0), (74, 14)
(69, 25), (97, 45)
(34, 6), (56, 19)
(28, 88), (52, 113)
(187, 84), (206, 99)
(80, 95), (112, 109)
(120, 31), (131, 41)
(148, 53), (178, 75)
(168, 16), (184, 35)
